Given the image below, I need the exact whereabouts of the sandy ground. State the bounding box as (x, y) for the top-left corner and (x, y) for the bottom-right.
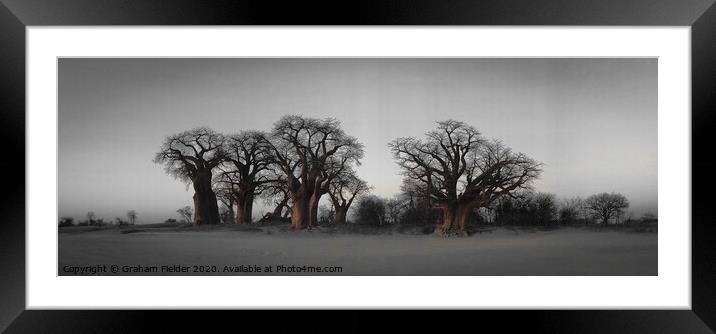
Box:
(58, 225), (657, 276)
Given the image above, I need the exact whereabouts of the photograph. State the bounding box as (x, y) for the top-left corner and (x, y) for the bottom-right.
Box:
(57, 57), (658, 276)
(3, 0), (713, 331)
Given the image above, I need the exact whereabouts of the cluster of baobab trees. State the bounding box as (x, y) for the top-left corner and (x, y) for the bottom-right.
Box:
(155, 116), (549, 235)
(154, 115), (366, 229)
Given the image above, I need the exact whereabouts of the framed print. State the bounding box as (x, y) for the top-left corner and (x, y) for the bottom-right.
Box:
(1, 0), (715, 332)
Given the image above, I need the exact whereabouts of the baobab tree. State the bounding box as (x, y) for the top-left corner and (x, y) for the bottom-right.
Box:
(584, 192), (629, 226)
(327, 173), (370, 225)
(268, 115), (364, 229)
(218, 131), (275, 224)
(309, 151), (363, 227)
(389, 120), (542, 235)
(154, 127), (225, 225)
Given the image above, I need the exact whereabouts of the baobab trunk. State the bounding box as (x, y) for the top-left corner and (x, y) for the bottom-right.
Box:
(235, 201), (251, 224)
(233, 191), (254, 224)
(234, 192), (246, 224)
(308, 192), (322, 228)
(436, 203), (458, 235)
(192, 169), (220, 225)
(455, 201), (479, 232)
(437, 200), (479, 235)
(242, 194), (254, 223)
(334, 206), (347, 225)
(290, 194), (309, 229)
(235, 201), (245, 224)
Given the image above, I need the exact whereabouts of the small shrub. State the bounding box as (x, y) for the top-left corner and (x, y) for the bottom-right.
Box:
(354, 195), (387, 226)
(58, 217), (74, 228)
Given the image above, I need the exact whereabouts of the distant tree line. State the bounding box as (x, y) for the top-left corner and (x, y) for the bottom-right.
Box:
(58, 210), (138, 227)
(317, 186), (652, 229)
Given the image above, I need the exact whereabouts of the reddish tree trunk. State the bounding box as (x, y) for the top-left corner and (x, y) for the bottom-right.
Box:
(289, 177), (317, 229)
(436, 203), (457, 234)
(290, 194), (309, 229)
(335, 206), (347, 225)
(456, 201), (478, 232)
(233, 191), (255, 224)
(235, 199), (254, 224)
(436, 200), (480, 235)
(192, 169), (220, 225)
(234, 191), (245, 224)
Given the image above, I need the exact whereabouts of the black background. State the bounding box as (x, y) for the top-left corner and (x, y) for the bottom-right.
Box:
(1, 0), (715, 332)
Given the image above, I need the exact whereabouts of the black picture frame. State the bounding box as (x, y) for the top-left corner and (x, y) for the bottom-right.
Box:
(1, 1), (714, 332)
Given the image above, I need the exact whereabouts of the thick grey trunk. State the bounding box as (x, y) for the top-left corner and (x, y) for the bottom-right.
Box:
(192, 169), (220, 225)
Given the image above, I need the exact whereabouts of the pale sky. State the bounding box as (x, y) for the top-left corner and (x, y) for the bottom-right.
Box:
(58, 58), (657, 223)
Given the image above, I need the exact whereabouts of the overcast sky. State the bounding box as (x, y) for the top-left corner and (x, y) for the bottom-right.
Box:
(58, 58), (657, 223)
